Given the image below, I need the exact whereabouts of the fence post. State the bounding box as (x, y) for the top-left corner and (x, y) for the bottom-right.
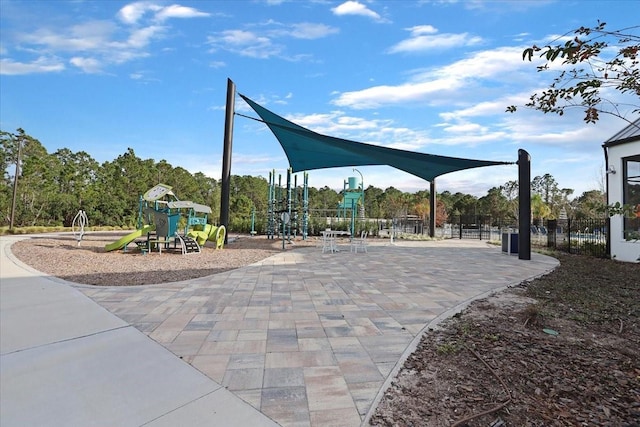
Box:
(547, 219), (557, 248)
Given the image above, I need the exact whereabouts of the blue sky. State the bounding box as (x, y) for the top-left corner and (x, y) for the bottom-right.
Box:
(1, 0), (638, 198)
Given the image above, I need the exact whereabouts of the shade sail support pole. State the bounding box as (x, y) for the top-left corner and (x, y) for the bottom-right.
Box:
(518, 149), (531, 260)
(429, 180), (436, 238)
(220, 78), (236, 243)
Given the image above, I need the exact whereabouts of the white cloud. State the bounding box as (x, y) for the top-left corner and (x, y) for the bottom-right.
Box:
(408, 25), (438, 36)
(333, 46), (527, 109)
(435, 46), (529, 80)
(70, 56), (102, 73)
(2, 1), (214, 75)
(439, 95), (525, 121)
(332, 77), (463, 109)
(121, 25), (166, 49)
(19, 21), (162, 67)
(221, 29), (266, 46)
(118, 2), (161, 24)
(22, 21), (116, 52)
(437, 166), (516, 196)
(432, 131), (510, 147)
(441, 121), (487, 134)
(208, 30), (282, 59)
(288, 111), (390, 135)
(155, 5), (210, 21)
(288, 23), (339, 39)
(509, 122), (604, 146)
(207, 20), (338, 61)
(127, 70), (160, 82)
(0, 57), (65, 75)
(388, 31), (483, 54)
(118, 2), (209, 24)
(331, 1), (386, 22)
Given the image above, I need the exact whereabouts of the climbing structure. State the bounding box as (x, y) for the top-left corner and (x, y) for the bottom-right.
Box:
(267, 169), (309, 241)
(337, 175), (364, 237)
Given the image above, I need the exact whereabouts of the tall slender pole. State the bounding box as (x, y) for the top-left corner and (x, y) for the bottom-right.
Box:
(353, 168), (364, 218)
(518, 149), (531, 260)
(287, 168), (292, 242)
(10, 133), (23, 231)
(303, 172), (309, 240)
(251, 206), (255, 236)
(603, 146), (611, 257)
(429, 180), (436, 238)
(220, 78), (236, 243)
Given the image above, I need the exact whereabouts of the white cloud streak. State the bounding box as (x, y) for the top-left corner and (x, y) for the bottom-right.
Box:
(389, 32), (483, 53)
(70, 56), (102, 73)
(207, 21), (338, 59)
(155, 4), (210, 21)
(0, 57), (65, 75)
(331, 1), (387, 22)
(3, 2), (209, 75)
(208, 30), (281, 59)
(288, 23), (340, 39)
(332, 46), (527, 109)
(117, 2), (209, 24)
(118, 2), (161, 24)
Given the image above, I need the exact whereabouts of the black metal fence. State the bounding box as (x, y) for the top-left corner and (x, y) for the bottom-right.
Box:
(444, 215), (609, 258)
(543, 218), (608, 258)
(275, 212), (611, 258)
(443, 215), (509, 241)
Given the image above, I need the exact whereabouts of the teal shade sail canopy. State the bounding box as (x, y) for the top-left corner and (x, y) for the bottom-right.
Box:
(240, 94), (511, 182)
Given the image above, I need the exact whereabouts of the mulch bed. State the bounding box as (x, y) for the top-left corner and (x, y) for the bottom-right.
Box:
(370, 253), (640, 426)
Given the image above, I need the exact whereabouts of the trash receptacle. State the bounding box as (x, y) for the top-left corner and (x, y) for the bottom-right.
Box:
(502, 232), (518, 254)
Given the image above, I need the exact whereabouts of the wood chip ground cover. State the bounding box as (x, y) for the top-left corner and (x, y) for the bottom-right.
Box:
(370, 253), (640, 426)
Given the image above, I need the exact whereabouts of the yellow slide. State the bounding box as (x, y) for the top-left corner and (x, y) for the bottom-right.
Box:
(209, 225), (225, 249)
(187, 224), (225, 249)
(104, 225), (155, 252)
(188, 224), (212, 247)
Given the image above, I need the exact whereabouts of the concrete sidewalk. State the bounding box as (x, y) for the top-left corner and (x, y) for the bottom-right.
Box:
(0, 236), (279, 427)
(1, 235), (558, 427)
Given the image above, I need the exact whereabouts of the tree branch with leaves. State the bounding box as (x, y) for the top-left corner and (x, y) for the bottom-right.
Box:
(507, 21), (640, 126)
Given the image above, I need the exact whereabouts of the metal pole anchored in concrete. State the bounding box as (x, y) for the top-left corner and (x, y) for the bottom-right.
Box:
(518, 149), (531, 260)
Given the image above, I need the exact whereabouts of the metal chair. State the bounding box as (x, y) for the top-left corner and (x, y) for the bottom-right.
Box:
(350, 231), (368, 253)
(322, 229), (336, 253)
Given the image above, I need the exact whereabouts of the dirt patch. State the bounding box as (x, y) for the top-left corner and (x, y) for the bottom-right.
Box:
(370, 253), (640, 426)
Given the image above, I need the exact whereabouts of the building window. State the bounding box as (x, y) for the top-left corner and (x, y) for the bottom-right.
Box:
(623, 154), (640, 240)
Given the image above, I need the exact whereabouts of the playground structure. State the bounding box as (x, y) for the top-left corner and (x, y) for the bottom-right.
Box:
(105, 183), (225, 254)
(337, 175), (364, 237)
(265, 169), (367, 240)
(267, 169), (309, 244)
(72, 209), (88, 246)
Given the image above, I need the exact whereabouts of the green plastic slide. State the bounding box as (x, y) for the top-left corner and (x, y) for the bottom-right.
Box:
(104, 225), (155, 252)
(187, 224), (211, 246)
(186, 224), (225, 249)
(209, 225), (226, 249)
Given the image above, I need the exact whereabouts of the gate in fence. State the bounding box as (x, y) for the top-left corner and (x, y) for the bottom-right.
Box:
(448, 215), (502, 241)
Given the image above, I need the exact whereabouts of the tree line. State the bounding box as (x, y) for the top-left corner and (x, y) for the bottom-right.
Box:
(1, 129), (607, 233)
